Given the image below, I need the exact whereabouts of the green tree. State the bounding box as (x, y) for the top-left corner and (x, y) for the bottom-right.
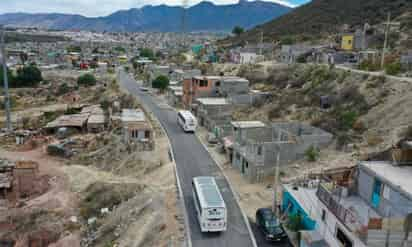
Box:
(0, 66), (15, 86)
(113, 46), (126, 54)
(132, 60), (139, 71)
(152, 75), (169, 92)
(232, 26), (244, 36)
(139, 48), (155, 59)
(66, 45), (82, 53)
(15, 65), (43, 87)
(77, 73), (97, 87)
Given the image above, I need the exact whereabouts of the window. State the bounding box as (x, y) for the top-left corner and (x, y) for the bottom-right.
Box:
(199, 80), (208, 87)
(257, 146), (262, 155)
(321, 209), (326, 222)
(336, 227), (353, 247)
(145, 130), (150, 139)
(178, 113), (186, 124)
(215, 81), (221, 87)
(192, 183), (202, 214)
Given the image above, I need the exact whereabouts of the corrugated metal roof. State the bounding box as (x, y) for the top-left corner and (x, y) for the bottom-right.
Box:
(88, 114), (105, 124)
(121, 109), (146, 123)
(46, 114), (89, 128)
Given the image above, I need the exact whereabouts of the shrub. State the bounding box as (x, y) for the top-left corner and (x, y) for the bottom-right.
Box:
(65, 107), (81, 115)
(14, 65), (43, 87)
(57, 83), (70, 96)
(100, 99), (111, 112)
(385, 62), (402, 75)
(340, 110), (358, 130)
(77, 73), (96, 86)
(359, 59), (380, 71)
(305, 145), (320, 162)
(152, 75), (169, 92)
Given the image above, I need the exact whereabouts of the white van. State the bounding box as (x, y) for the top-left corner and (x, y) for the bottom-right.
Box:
(177, 110), (197, 132)
(192, 176), (227, 232)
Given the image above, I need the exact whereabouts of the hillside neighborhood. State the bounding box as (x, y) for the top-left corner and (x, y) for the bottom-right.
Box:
(1, 0), (412, 247)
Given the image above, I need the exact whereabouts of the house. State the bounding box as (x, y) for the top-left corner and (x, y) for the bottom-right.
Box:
(169, 69), (201, 82)
(231, 122), (333, 183)
(282, 161), (412, 247)
(0, 160), (14, 200)
(182, 76), (249, 109)
(45, 113), (89, 133)
(117, 55), (128, 64)
(341, 29), (367, 51)
(401, 51), (412, 71)
(13, 161), (40, 199)
(62, 92), (81, 104)
(195, 98), (233, 132)
(341, 34), (355, 51)
(121, 109), (153, 149)
(231, 51), (263, 64)
(280, 45), (314, 64)
(166, 85), (183, 107)
(81, 105), (106, 133)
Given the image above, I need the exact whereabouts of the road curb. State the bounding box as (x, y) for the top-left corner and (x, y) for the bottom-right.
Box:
(118, 72), (192, 247)
(142, 108), (193, 247)
(195, 131), (258, 247)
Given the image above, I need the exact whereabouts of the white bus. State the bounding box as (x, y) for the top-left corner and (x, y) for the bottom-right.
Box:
(177, 110), (197, 132)
(192, 176), (227, 232)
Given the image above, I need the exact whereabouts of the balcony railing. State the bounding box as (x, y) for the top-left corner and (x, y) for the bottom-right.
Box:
(316, 183), (368, 240)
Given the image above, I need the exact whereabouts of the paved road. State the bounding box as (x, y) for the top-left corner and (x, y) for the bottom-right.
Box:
(119, 70), (255, 247)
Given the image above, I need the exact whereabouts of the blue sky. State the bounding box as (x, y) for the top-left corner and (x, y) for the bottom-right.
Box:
(0, 0), (311, 17)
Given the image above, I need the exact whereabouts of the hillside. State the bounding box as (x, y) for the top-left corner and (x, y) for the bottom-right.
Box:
(0, 1), (291, 32)
(223, 0), (412, 45)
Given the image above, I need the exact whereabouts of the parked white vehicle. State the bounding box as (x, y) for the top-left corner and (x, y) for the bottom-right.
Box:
(192, 176), (227, 232)
(177, 110), (197, 132)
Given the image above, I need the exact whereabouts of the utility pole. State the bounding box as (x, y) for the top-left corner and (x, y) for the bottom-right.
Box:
(272, 130), (281, 216)
(259, 31), (264, 57)
(181, 0), (189, 49)
(381, 12), (391, 70)
(0, 25), (12, 132)
(385, 207), (392, 247)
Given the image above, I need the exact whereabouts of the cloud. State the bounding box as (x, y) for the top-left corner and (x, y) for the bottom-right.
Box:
(0, 0), (301, 17)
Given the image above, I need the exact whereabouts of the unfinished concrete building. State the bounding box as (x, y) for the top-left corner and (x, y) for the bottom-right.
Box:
(183, 76), (250, 109)
(231, 122), (333, 183)
(283, 161), (412, 247)
(195, 98), (233, 131)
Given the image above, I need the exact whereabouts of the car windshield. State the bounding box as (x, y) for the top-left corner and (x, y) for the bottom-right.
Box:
(265, 220), (283, 234)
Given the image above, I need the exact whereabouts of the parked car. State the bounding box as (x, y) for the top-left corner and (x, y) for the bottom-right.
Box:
(256, 208), (288, 242)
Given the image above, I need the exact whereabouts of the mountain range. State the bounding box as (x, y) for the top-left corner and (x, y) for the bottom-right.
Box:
(0, 0), (291, 32)
(226, 0), (412, 44)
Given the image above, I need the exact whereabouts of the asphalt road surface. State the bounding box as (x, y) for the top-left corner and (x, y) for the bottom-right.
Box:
(119, 70), (255, 247)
